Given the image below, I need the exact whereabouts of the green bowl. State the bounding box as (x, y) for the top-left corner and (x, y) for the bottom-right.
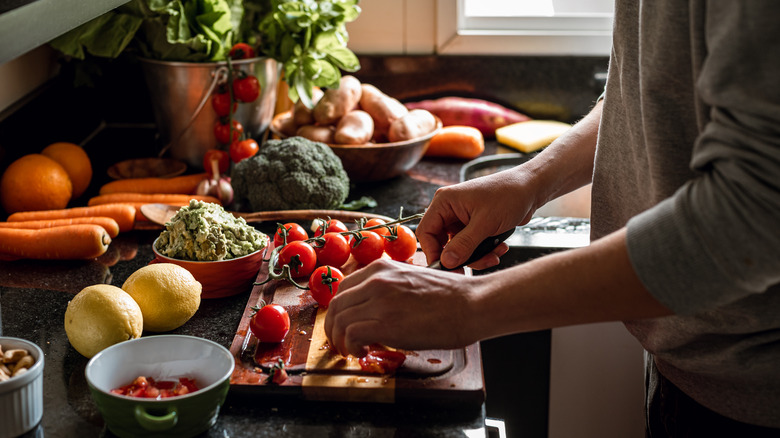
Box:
(85, 335), (234, 438)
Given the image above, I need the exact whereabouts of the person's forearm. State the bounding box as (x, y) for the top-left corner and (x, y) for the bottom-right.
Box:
(520, 100), (602, 210)
(470, 226), (672, 339)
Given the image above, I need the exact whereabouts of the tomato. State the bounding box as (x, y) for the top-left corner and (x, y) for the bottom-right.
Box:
(233, 74), (260, 103)
(202, 149), (230, 176)
(278, 240), (317, 277)
(358, 350), (407, 375)
(313, 218), (348, 237)
(383, 224), (418, 262)
(349, 231), (384, 265)
(273, 222), (309, 247)
(211, 91), (236, 117)
(214, 120), (244, 145)
(229, 42), (256, 59)
(312, 232), (350, 268)
(110, 376), (200, 399)
(365, 218), (391, 237)
(249, 303), (290, 343)
(230, 138), (259, 163)
(308, 265), (345, 308)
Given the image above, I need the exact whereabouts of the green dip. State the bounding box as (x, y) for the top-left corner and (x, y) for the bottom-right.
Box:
(155, 200), (269, 261)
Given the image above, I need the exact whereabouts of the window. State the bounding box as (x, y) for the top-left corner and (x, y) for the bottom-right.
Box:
(436, 0), (614, 56)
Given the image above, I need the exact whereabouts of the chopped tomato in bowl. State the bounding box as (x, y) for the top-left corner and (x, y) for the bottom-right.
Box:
(111, 376), (200, 399)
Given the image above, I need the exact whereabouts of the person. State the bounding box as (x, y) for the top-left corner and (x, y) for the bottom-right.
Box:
(325, 1), (780, 436)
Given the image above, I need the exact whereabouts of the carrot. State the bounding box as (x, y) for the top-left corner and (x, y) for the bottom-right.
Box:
(87, 193), (221, 207)
(424, 125), (485, 159)
(0, 224), (111, 261)
(405, 97), (531, 138)
(7, 204), (136, 233)
(0, 217), (120, 238)
(98, 173), (207, 195)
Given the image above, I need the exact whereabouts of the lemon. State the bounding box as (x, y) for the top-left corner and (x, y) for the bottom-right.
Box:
(64, 284), (143, 358)
(122, 263), (202, 332)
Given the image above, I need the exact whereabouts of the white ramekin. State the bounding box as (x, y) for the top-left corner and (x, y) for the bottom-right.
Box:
(0, 336), (44, 438)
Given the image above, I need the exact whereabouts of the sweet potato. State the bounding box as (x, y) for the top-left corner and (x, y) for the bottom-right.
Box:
(334, 110), (375, 145)
(293, 87), (325, 126)
(404, 97), (530, 137)
(424, 126), (485, 159)
(358, 84), (408, 135)
(387, 109), (437, 142)
(313, 75), (363, 125)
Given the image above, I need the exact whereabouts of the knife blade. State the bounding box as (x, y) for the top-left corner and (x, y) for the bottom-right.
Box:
(427, 228), (515, 271)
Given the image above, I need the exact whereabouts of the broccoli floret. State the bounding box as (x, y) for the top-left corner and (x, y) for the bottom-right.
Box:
(231, 137), (350, 211)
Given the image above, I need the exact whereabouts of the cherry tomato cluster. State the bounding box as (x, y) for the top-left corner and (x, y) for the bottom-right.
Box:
(267, 218), (419, 308)
(210, 42), (261, 165)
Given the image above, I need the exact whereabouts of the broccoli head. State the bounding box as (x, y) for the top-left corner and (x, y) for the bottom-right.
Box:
(231, 136), (350, 211)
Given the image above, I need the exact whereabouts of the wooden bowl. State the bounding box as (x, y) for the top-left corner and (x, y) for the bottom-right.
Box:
(107, 158), (187, 179)
(270, 112), (441, 182)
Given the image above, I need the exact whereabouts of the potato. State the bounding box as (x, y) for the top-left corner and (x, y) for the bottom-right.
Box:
(296, 125), (336, 144)
(275, 111), (298, 137)
(358, 84), (408, 135)
(334, 110), (375, 145)
(293, 87), (325, 126)
(313, 75), (363, 125)
(387, 109), (437, 142)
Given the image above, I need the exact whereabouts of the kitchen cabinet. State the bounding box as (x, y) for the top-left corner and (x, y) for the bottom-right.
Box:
(0, 0), (129, 64)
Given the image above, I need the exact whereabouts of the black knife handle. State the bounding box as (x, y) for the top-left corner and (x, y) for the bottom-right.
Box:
(432, 228), (515, 271)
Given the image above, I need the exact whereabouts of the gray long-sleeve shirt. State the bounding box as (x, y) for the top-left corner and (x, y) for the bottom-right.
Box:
(592, 1), (780, 427)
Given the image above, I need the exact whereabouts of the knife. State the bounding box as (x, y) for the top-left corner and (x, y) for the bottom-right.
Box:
(427, 228), (515, 271)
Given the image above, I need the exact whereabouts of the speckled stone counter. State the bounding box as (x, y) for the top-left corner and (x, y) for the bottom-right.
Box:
(1, 53), (607, 438)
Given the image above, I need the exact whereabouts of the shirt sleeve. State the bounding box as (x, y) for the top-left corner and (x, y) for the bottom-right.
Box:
(626, 3), (780, 315)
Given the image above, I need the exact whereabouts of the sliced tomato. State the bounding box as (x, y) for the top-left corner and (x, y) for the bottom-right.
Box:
(359, 350), (407, 375)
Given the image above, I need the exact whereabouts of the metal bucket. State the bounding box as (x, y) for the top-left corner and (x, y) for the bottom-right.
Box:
(139, 57), (280, 169)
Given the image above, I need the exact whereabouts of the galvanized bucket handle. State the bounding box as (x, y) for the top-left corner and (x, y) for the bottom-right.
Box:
(157, 66), (230, 158)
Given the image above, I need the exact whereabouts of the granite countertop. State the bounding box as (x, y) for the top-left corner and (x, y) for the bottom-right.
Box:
(0, 122), (495, 437)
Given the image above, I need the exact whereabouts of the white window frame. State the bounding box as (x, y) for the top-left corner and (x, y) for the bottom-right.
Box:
(435, 0), (613, 56)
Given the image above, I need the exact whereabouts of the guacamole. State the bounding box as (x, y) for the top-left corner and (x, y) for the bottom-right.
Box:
(155, 200), (269, 261)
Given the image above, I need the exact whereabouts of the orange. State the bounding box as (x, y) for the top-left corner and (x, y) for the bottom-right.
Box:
(0, 154), (73, 214)
(42, 142), (92, 199)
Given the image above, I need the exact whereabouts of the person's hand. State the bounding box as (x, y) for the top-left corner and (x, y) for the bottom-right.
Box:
(324, 259), (483, 358)
(418, 169), (539, 269)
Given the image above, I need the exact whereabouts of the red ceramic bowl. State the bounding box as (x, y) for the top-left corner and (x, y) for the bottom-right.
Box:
(151, 238), (266, 299)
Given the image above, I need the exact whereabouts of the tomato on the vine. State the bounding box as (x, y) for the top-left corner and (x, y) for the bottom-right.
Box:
(229, 43), (256, 60)
(233, 74), (260, 103)
(312, 232), (350, 268)
(349, 231), (384, 265)
(249, 303), (290, 343)
(383, 224), (418, 262)
(214, 120), (243, 145)
(230, 138), (259, 163)
(273, 222), (308, 248)
(313, 218), (348, 237)
(202, 149), (230, 176)
(365, 218), (391, 237)
(278, 241), (317, 278)
(308, 265), (345, 308)
(211, 92), (236, 117)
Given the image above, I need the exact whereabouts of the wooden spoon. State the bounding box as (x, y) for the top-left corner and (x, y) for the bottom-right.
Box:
(139, 203), (395, 228)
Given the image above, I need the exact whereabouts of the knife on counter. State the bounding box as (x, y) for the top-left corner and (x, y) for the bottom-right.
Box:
(427, 228), (515, 271)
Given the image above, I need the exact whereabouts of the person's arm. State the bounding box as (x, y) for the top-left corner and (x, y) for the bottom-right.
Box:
(324, 227), (671, 357)
(417, 101), (603, 270)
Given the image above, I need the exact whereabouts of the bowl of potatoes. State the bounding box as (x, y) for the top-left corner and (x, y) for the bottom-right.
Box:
(271, 76), (441, 182)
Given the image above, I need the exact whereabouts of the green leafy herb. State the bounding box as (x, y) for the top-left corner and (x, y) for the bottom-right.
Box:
(257, 0), (361, 107)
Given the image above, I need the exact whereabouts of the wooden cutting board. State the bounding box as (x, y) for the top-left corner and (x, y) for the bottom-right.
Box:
(228, 247), (485, 404)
